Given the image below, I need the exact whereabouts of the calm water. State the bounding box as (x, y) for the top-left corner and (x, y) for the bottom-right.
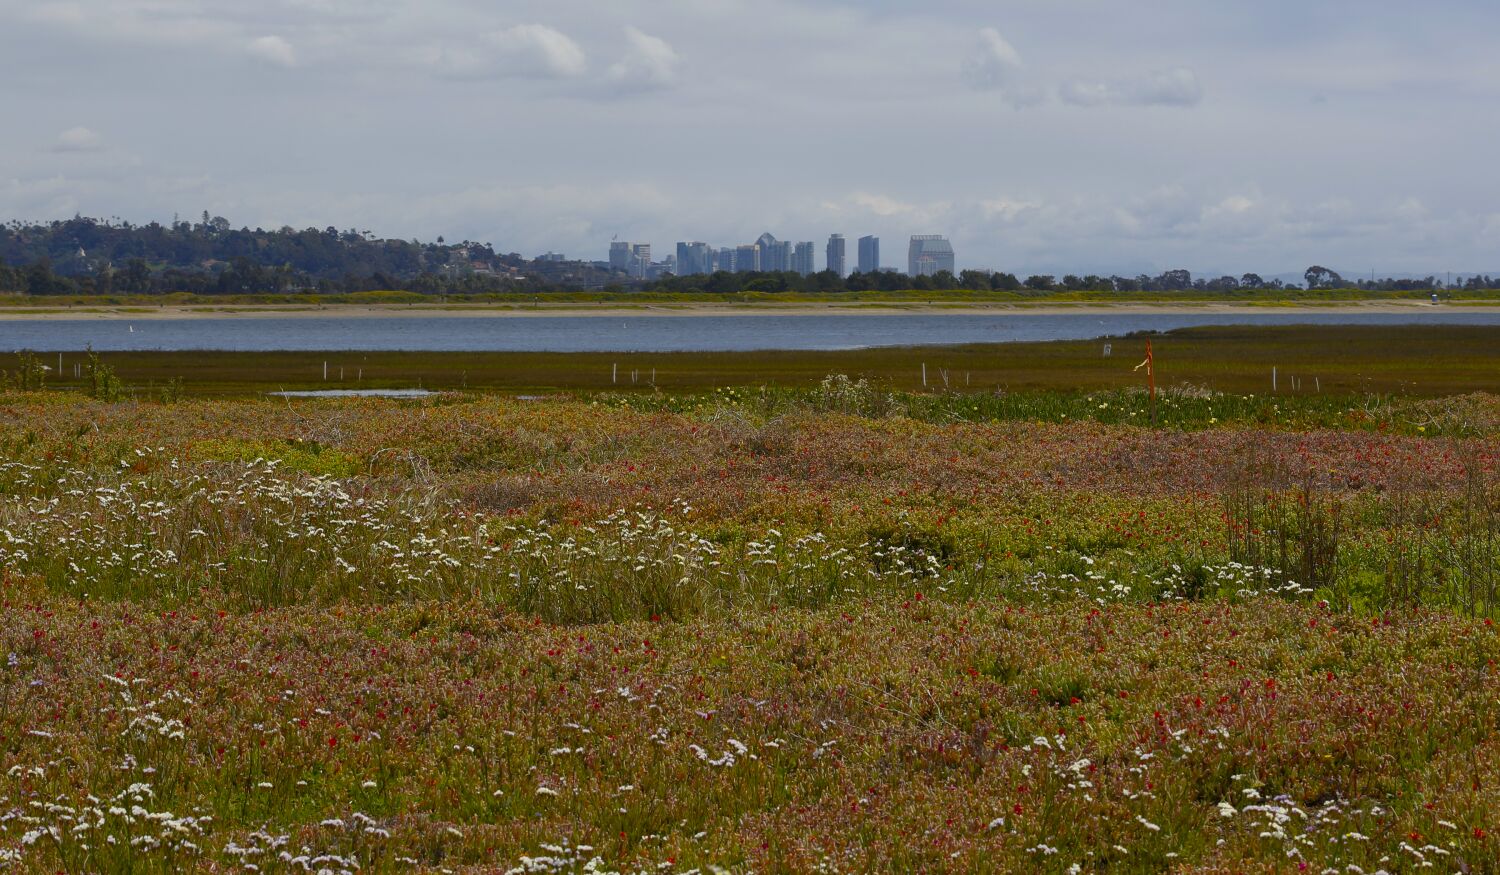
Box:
(5, 311), (1499, 352)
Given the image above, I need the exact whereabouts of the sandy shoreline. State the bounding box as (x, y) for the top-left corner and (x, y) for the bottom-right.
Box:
(0, 300), (1495, 321)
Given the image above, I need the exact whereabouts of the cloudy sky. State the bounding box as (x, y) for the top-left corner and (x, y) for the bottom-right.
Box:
(2, 0), (1498, 276)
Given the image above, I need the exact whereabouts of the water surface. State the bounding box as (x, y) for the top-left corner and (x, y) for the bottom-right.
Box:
(6, 311), (1499, 352)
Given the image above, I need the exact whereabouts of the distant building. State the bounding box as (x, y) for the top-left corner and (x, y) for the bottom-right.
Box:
(792, 241), (815, 276)
(630, 243), (651, 279)
(676, 242), (712, 276)
(715, 247), (735, 273)
(908, 235), (955, 277)
(647, 255), (675, 280)
(757, 233), (793, 273)
(734, 244), (761, 273)
(826, 234), (846, 276)
(537, 251), (566, 263)
(857, 235), (879, 274)
(609, 241), (632, 273)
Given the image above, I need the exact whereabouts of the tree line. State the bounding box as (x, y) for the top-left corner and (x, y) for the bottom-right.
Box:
(1, 215), (1495, 296)
(0, 214), (526, 295)
(634, 266), (1490, 295)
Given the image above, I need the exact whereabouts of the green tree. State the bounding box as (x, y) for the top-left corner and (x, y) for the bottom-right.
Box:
(83, 347), (124, 401)
(3, 350), (48, 391)
(1304, 265), (1344, 290)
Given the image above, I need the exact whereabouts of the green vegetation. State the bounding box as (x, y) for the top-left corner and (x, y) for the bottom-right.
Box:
(1, 330), (1499, 871)
(4, 214), (1498, 299)
(26, 324), (1500, 400)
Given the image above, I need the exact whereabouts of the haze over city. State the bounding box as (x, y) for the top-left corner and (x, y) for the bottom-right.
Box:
(3, 0), (1498, 277)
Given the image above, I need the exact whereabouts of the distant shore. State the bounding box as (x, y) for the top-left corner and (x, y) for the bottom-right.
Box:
(0, 299), (1495, 321)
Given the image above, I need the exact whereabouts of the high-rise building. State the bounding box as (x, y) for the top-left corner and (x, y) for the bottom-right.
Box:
(826, 234), (846, 276)
(857, 236), (880, 274)
(792, 242), (815, 276)
(755, 233), (792, 273)
(630, 244), (651, 279)
(716, 247), (734, 273)
(908, 235), (955, 277)
(734, 244), (761, 273)
(609, 241), (632, 273)
(676, 242), (712, 276)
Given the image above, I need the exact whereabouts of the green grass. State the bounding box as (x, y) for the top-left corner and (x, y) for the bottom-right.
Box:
(26, 324), (1500, 397)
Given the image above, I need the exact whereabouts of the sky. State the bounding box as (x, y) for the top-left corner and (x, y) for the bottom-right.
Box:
(2, 0), (1499, 277)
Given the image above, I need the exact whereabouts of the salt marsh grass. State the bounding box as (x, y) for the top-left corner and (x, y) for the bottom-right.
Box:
(0, 386), (1496, 871)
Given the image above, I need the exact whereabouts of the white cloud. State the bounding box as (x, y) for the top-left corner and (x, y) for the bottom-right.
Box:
(1129, 68), (1203, 106)
(247, 35), (297, 67)
(51, 126), (102, 153)
(980, 197), (1041, 221)
(1060, 68), (1202, 107)
(964, 29), (1197, 110)
(3, 1), (1499, 273)
(606, 26), (679, 90)
(959, 27), (1045, 107)
(486, 24), (587, 78)
(961, 27), (1023, 90)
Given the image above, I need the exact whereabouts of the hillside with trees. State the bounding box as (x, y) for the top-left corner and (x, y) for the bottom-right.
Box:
(1, 215), (1495, 297)
(0, 214), (535, 295)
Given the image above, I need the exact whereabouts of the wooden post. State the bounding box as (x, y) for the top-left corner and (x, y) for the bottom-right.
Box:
(1146, 340), (1156, 426)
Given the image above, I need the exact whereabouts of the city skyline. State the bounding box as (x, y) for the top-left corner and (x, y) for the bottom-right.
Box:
(4, 3), (1498, 276)
(617, 232), (955, 278)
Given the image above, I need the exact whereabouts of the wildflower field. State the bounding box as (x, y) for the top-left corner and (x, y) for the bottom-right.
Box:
(0, 378), (1498, 872)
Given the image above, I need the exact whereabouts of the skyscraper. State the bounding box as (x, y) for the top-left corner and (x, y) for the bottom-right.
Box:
(716, 247), (734, 273)
(857, 236), (879, 274)
(908, 235), (955, 277)
(756, 233), (792, 273)
(631, 244), (651, 279)
(792, 242), (815, 276)
(734, 244), (760, 273)
(676, 242), (712, 276)
(609, 241), (632, 273)
(826, 234), (846, 276)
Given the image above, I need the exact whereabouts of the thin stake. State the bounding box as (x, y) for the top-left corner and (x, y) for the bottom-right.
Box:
(1134, 340), (1156, 425)
(1147, 340), (1156, 426)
